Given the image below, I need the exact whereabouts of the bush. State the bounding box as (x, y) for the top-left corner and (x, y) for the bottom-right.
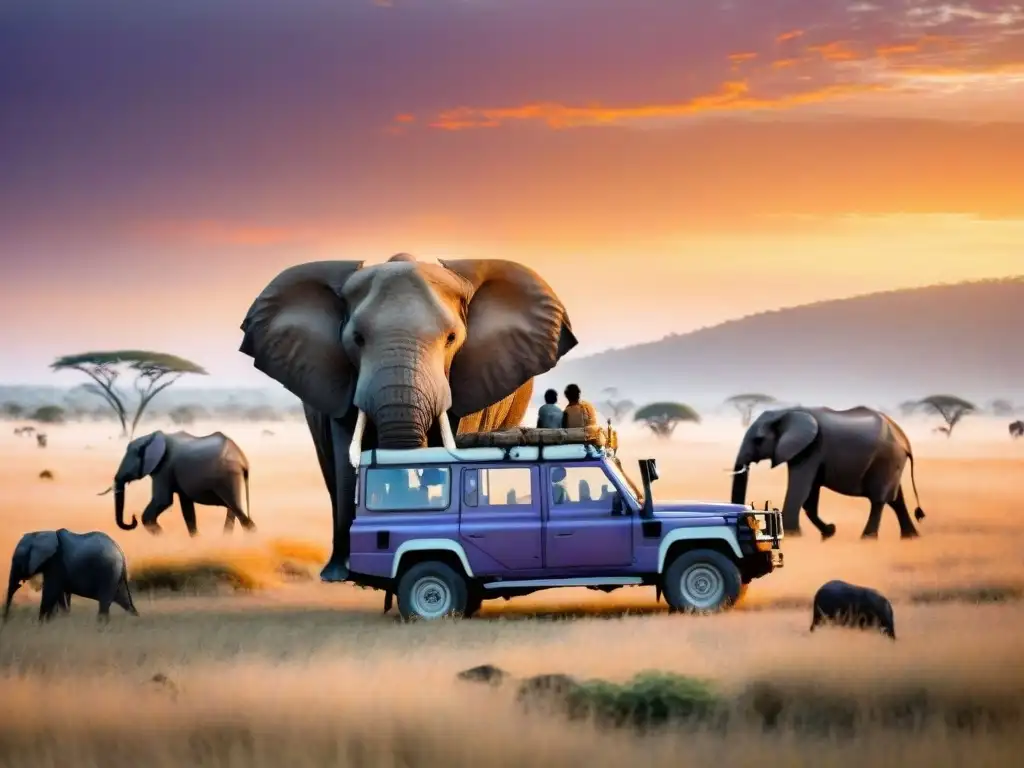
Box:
(129, 562), (257, 596)
(29, 405), (66, 424)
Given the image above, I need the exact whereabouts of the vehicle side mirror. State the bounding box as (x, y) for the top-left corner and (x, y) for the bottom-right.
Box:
(611, 494), (624, 516)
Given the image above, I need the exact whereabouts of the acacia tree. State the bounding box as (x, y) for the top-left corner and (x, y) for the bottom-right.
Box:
(916, 394), (976, 438)
(633, 402), (701, 439)
(596, 387), (636, 424)
(51, 350), (207, 438)
(988, 399), (1015, 417)
(1, 402), (24, 420)
(724, 393), (777, 427)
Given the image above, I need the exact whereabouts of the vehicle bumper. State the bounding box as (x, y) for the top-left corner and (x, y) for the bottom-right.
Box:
(770, 549), (784, 569)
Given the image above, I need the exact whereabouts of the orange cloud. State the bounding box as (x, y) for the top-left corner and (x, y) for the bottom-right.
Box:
(807, 41), (861, 61)
(877, 35), (963, 58)
(776, 30), (804, 43)
(728, 52), (758, 63)
(427, 80), (888, 131)
(772, 58), (801, 69)
(393, 113), (416, 123)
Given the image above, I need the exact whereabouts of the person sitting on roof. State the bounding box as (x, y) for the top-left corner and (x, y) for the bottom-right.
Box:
(561, 384), (597, 429)
(536, 388), (563, 429)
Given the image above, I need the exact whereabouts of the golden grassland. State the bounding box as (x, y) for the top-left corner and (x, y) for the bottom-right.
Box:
(1, 417), (1023, 766)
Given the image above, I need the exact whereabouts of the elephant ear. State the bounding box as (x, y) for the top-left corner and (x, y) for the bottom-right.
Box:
(773, 411), (820, 466)
(27, 531), (59, 575)
(141, 432), (168, 476)
(440, 259), (578, 417)
(239, 261), (364, 418)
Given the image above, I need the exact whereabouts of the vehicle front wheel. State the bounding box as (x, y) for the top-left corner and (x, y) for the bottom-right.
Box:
(663, 549), (742, 614)
(396, 561), (469, 621)
(462, 590), (484, 619)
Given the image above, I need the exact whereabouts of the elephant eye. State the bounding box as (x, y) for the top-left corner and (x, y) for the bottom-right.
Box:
(352, 331), (366, 348)
(445, 332), (457, 347)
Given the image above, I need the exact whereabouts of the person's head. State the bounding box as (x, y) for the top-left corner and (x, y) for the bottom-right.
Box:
(544, 388), (558, 405)
(564, 384), (581, 404)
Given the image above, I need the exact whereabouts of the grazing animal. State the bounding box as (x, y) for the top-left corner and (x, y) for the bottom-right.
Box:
(35, 433), (47, 448)
(38, 470), (53, 480)
(3, 529), (139, 622)
(97, 430), (253, 536)
(1009, 421), (1024, 439)
(810, 579), (895, 640)
(730, 406), (925, 540)
(238, 253), (577, 582)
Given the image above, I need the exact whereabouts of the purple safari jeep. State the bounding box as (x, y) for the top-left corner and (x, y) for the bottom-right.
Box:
(345, 430), (784, 620)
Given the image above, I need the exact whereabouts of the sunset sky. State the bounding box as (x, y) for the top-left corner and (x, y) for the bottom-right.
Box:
(2, 0), (1023, 386)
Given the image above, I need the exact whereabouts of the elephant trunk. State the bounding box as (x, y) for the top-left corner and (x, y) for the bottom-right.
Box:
(4, 569), (21, 622)
(114, 481), (137, 531)
(730, 460), (750, 506)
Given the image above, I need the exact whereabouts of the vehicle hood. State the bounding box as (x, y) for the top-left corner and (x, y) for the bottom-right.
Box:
(653, 500), (749, 517)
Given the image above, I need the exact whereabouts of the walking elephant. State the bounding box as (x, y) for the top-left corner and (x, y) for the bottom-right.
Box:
(98, 430), (252, 536)
(4, 529), (139, 622)
(729, 406), (925, 539)
(1009, 421), (1023, 439)
(238, 253), (577, 581)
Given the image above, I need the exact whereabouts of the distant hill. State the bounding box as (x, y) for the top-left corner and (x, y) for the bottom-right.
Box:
(536, 278), (1024, 410)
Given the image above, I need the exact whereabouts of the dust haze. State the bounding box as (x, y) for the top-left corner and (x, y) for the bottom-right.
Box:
(2, 413), (1023, 766)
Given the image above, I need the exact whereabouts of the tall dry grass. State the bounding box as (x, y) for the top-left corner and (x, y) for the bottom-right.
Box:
(1, 418), (1023, 765)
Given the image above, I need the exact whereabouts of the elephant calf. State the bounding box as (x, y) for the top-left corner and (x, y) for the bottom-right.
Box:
(4, 529), (139, 622)
(809, 579), (895, 640)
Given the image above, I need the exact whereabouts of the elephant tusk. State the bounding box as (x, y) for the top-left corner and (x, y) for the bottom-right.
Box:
(439, 414), (458, 453)
(724, 466), (749, 475)
(348, 410), (367, 469)
(97, 486), (113, 496)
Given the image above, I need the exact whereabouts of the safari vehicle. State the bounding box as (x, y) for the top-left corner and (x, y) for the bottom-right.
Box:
(344, 426), (784, 620)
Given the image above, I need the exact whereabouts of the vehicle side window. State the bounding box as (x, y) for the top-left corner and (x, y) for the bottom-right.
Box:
(364, 467), (451, 511)
(549, 465), (616, 510)
(464, 467), (533, 508)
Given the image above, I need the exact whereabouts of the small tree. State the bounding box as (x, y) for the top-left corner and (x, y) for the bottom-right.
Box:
(724, 393), (777, 427)
(30, 405), (66, 424)
(915, 394), (976, 438)
(633, 402), (701, 439)
(989, 399), (1015, 417)
(51, 350), (207, 438)
(1, 402), (24, 420)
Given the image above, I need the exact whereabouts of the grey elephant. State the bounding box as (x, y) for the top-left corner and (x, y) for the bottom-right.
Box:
(810, 579), (896, 640)
(729, 406), (925, 539)
(4, 529), (139, 622)
(1009, 421), (1023, 439)
(98, 430), (253, 536)
(238, 253), (577, 581)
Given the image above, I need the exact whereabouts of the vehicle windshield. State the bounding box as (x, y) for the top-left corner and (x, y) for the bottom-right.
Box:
(606, 457), (644, 505)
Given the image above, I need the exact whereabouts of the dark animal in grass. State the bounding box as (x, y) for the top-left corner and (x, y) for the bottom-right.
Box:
(4, 529), (139, 622)
(809, 579), (895, 640)
(456, 664), (510, 686)
(38, 470), (53, 480)
(1010, 420), (1024, 439)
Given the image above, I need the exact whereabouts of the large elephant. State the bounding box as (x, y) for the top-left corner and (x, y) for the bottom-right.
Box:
(98, 430), (252, 536)
(238, 253), (577, 581)
(729, 406), (925, 539)
(4, 529), (139, 622)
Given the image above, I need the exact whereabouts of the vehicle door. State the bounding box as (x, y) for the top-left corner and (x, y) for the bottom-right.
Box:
(459, 464), (543, 574)
(544, 463), (633, 569)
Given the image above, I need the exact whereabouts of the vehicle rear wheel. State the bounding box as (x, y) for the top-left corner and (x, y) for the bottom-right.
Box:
(396, 561), (469, 621)
(663, 549), (742, 614)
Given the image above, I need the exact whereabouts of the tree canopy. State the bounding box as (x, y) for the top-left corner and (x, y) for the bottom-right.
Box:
(915, 394), (976, 438)
(30, 405), (66, 424)
(51, 350), (208, 438)
(724, 393), (776, 427)
(988, 398), (1015, 417)
(633, 402), (701, 439)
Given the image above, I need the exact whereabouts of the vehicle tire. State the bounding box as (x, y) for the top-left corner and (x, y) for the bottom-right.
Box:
(663, 549), (742, 614)
(396, 561), (469, 621)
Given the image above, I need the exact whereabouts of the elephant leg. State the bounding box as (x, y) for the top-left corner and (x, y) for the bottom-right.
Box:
(179, 495), (199, 537)
(223, 510), (236, 533)
(887, 486), (921, 539)
(860, 501), (885, 538)
(319, 413), (356, 582)
(801, 481), (836, 540)
(39, 577), (63, 622)
(213, 481), (253, 533)
(781, 462), (818, 535)
(140, 488), (175, 534)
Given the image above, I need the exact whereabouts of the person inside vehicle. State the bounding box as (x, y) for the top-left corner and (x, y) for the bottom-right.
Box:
(536, 388), (563, 429)
(561, 383), (597, 429)
(550, 466), (570, 504)
(418, 467), (446, 507)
